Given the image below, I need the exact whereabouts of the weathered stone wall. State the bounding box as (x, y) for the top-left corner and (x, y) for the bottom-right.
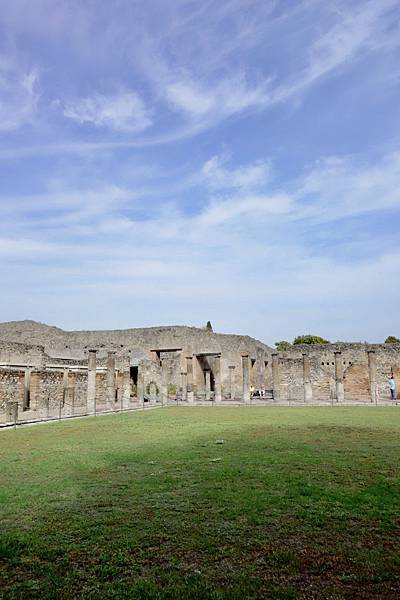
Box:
(1, 322), (399, 420)
(0, 320), (270, 361)
(278, 357), (304, 401)
(0, 369), (24, 409)
(0, 341), (45, 366)
(279, 344), (400, 403)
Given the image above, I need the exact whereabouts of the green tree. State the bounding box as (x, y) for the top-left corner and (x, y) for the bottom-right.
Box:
(293, 334), (330, 345)
(206, 321), (213, 331)
(385, 335), (400, 344)
(275, 340), (291, 351)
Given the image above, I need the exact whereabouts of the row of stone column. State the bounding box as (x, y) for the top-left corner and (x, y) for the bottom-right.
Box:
(87, 350), (134, 414)
(182, 353), (251, 403)
(271, 350), (379, 403)
(86, 348), (381, 408)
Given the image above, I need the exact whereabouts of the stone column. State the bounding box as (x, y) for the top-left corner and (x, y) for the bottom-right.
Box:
(23, 368), (31, 411)
(122, 354), (131, 410)
(137, 368), (144, 405)
(272, 353), (280, 402)
(186, 356), (194, 403)
(368, 350), (377, 404)
(242, 354), (250, 403)
(62, 369), (69, 413)
(334, 351), (344, 402)
(181, 371), (187, 402)
(302, 354), (312, 403)
(6, 402), (18, 425)
(161, 358), (168, 406)
(30, 371), (40, 411)
(214, 356), (222, 403)
(87, 350), (97, 414)
(205, 370), (211, 401)
(106, 351), (116, 409)
(228, 366), (235, 399)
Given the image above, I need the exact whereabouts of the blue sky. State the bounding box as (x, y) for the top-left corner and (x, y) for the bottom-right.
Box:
(1, 0), (400, 345)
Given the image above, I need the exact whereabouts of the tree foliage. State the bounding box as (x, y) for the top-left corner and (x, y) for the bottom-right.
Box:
(206, 321), (213, 331)
(385, 335), (400, 344)
(275, 340), (292, 351)
(293, 335), (330, 345)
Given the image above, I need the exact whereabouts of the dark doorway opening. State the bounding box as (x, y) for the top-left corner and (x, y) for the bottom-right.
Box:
(130, 366), (138, 385)
(210, 370), (215, 392)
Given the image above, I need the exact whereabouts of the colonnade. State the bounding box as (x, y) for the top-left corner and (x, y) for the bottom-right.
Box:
(270, 349), (380, 403)
(83, 348), (387, 411)
(18, 348), (387, 413)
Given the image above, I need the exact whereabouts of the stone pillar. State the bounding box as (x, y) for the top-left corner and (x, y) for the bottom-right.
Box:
(62, 369), (69, 413)
(242, 354), (250, 403)
(106, 351), (116, 409)
(181, 371), (187, 402)
(87, 350), (97, 414)
(137, 368), (144, 405)
(334, 351), (344, 402)
(272, 353), (280, 402)
(186, 356), (194, 403)
(120, 353), (130, 409)
(302, 354), (312, 403)
(205, 370), (211, 401)
(30, 371), (40, 410)
(122, 371), (130, 409)
(227, 366), (234, 399)
(368, 350), (377, 404)
(6, 402), (18, 424)
(161, 358), (168, 406)
(23, 368), (31, 411)
(214, 356), (222, 403)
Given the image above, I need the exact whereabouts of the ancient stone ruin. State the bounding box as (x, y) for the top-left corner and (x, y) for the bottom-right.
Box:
(0, 320), (399, 424)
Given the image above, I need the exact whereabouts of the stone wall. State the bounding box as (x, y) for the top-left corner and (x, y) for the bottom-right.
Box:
(0, 340), (45, 367)
(0, 322), (399, 424)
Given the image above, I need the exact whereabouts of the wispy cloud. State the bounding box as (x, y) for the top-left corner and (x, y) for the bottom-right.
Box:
(0, 0), (399, 152)
(0, 56), (39, 130)
(0, 1), (399, 340)
(62, 90), (152, 132)
(202, 155), (271, 190)
(296, 152), (400, 223)
(165, 74), (270, 121)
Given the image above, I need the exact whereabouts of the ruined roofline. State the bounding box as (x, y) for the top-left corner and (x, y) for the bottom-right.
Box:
(279, 342), (400, 352)
(0, 320), (273, 352)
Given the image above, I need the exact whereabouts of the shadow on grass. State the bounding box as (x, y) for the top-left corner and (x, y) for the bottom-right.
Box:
(1, 408), (400, 598)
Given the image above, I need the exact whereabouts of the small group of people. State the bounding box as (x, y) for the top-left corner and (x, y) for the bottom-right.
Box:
(250, 386), (266, 398)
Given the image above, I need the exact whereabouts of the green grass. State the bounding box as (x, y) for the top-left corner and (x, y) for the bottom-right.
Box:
(0, 407), (399, 599)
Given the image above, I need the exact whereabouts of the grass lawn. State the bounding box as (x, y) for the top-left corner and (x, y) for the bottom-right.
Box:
(0, 407), (399, 599)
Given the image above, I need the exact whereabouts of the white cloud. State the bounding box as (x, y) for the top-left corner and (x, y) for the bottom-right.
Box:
(62, 90), (152, 132)
(281, 0), (400, 100)
(202, 155), (271, 190)
(197, 193), (292, 227)
(0, 56), (39, 130)
(165, 74), (270, 121)
(296, 152), (400, 222)
(1, 148), (400, 340)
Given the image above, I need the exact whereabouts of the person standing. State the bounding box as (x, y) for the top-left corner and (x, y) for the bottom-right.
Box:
(389, 375), (396, 401)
